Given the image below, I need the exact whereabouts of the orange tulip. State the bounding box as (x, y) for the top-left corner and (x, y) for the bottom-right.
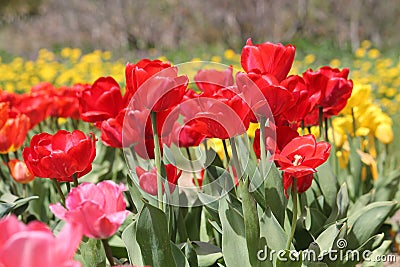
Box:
(0, 109), (30, 154)
(8, 159), (35, 184)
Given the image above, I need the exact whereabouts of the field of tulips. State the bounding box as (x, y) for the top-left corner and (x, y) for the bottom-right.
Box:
(0, 38), (399, 267)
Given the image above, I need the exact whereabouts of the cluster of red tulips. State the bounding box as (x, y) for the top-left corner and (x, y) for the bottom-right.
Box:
(0, 38), (356, 266)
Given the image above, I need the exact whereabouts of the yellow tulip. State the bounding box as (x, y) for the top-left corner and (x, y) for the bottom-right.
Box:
(375, 123), (393, 144)
(247, 122), (259, 138)
(341, 83), (371, 115)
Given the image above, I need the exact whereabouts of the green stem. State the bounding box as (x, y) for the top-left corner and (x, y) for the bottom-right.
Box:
(222, 139), (236, 186)
(324, 117), (329, 142)
(222, 139), (231, 163)
(318, 106), (324, 139)
(0, 163), (7, 183)
(259, 116), (267, 178)
(101, 238), (115, 266)
(186, 147), (200, 188)
(3, 153), (10, 164)
(150, 111), (163, 210)
(52, 179), (66, 206)
(351, 107), (357, 137)
(229, 137), (242, 180)
(286, 179), (298, 250)
(72, 173), (78, 187)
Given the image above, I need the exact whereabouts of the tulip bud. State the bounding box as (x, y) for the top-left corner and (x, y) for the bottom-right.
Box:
(8, 159), (35, 184)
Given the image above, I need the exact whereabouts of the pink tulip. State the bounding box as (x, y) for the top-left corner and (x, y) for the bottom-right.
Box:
(0, 215), (82, 267)
(50, 180), (130, 239)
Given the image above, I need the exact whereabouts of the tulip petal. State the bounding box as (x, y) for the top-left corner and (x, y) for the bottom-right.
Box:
(56, 223), (83, 260)
(97, 181), (127, 213)
(49, 203), (68, 220)
(280, 134), (316, 159)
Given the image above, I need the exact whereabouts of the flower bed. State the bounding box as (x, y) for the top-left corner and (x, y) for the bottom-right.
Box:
(0, 39), (399, 266)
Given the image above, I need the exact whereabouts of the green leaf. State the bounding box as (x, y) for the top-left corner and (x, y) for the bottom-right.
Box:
(347, 201), (395, 250)
(219, 196), (251, 267)
(171, 241), (190, 267)
(190, 241), (222, 267)
(315, 220), (347, 253)
(361, 240), (392, 267)
(136, 203), (175, 267)
(304, 207), (327, 235)
(0, 195), (38, 218)
(265, 163), (287, 227)
(275, 250), (302, 267)
(302, 262), (328, 267)
(121, 220), (144, 266)
(108, 235), (128, 259)
(239, 178), (261, 266)
(30, 178), (52, 222)
(348, 137), (363, 199)
(0, 202), (14, 218)
(260, 207), (289, 251)
(343, 233), (384, 265)
(315, 162), (338, 211)
(336, 183), (349, 220)
(181, 240), (198, 267)
(374, 169), (400, 202)
(184, 206), (202, 241)
(348, 191), (374, 216)
(126, 173), (144, 212)
(80, 239), (106, 267)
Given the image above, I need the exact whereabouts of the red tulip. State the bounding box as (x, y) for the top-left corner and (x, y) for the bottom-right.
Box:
(303, 66), (353, 119)
(135, 164), (182, 196)
(52, 84), (86, 119)
(241, 38), (296, 82)
(171, 122), (206, 148)
(0, 108), (30, 154)
(8, 159), (35, 184)
(98, 108), (125, 148)
(236, 72), (295, 120)
(22, 130), (96, 182)
(121, 108), (174, 158)
(281, 75), (314, 126)
(177, 85), (252, 140)
(13, 92), (50, 129)
(253, 124), (299, 158)
(0, 102), (9, 129)
(50, 181), (130, 239)
(190, 92), (251, 139)
(0, 90), (18, 106)
(79, 77), (124, 122)
(194, 67), (234, 96)
(124, 59), (172, 105)
(271, 134), (331, 196)
(0, 215), (82, 267)
(132, 67), (188, 112)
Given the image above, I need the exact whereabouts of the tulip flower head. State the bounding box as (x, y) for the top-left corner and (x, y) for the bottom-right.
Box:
(0, 107), (30, 154)
(136, 164), (182, 196)
(8, 159), (35, 184)
(79, 76), (124, 123)
(271, 134), (331, 197)
(22, 130), (96, 182)
(0, 215), (82, 267)
(50, 181), (130, 239)
(241, 38), (296, 82)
